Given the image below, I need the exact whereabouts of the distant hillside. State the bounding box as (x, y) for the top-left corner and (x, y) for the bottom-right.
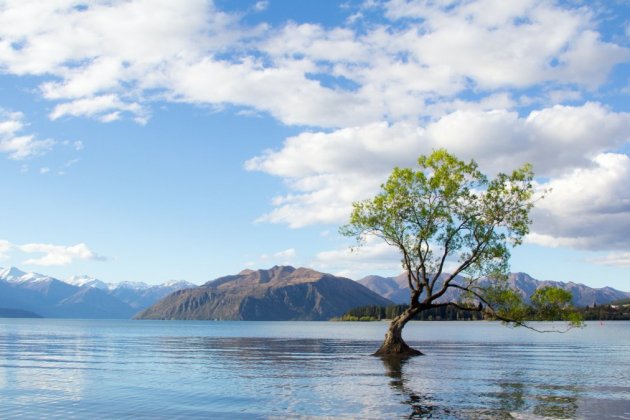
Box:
(359, 274), (411, 304)
(136, 266), (393, 321)
(612, 298), (630, 306)
(0, 308), (41, 318)
(109, 280), (196, 310)
(359, 272), (630, 307)
(506, 273), (630, 307)
(0, 266), (196, 319)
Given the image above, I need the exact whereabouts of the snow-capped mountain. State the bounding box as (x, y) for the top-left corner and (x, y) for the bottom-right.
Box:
(359, 272), (630, 306)
(0, 266), (29, 282)
(66, 275), (110, 290)
(0, 267), (55, 285)
(159, 280), (197, 289)
(63, 276), (196, 292)
(109, 279), (197, 309)
(0, 266), (198, 318)
(114, 281), (151, 290)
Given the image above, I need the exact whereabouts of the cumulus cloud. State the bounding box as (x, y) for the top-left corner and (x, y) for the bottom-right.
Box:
(423, 103), (630, 175)
(19, 242), (108, 266)
(0, 110), (55, 159)
(0, 240), (107, 266)
(166, 57), (373, 127)
(247, 104), (630, 228)
(0, 0), (247, 123)
(312, 236), (402, 278)
(1, 1), (629, 258)
(528, 153), (630, 250)
(0, 1), (627, 126)
(245, 122), (421, 227)
(588, 252), (630, 268)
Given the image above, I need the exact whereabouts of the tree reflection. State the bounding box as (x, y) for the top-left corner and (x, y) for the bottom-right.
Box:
(380, 357), (450, 419)
(495, 380), (580, 418)
(533, 391), (579, 418)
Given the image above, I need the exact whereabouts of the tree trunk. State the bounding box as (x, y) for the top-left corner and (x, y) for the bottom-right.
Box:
(373, 307), (423, 358)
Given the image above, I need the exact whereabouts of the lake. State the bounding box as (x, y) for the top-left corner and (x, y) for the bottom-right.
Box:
(0, 319), (628, 419)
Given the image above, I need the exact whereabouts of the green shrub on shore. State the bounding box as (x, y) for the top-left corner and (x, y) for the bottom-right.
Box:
(335, 302), (630, 321)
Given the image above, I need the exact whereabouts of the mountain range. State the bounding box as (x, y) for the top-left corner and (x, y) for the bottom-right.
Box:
(136, 266), (392, 320)
(0, 266), (196, 318)
(2, 265), (629, 320)
(358, 272), (630, 307)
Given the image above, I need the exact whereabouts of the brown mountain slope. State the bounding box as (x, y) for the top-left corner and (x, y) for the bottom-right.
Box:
(135, 266), (393, 320)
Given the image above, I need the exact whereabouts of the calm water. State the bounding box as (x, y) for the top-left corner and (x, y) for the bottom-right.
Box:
(0, 320), (629, 419)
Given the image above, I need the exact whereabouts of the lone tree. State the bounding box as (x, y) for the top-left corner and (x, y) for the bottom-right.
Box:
(341, 149), (581, 358)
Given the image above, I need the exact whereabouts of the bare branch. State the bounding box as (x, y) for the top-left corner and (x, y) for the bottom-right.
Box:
(430, 216), (471, 290)
(428, 237), (489, 303)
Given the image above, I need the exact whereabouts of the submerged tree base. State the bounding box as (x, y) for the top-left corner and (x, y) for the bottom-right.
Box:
(373, 341), (424, 358)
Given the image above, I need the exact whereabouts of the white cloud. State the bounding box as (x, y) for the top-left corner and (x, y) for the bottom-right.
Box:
(19, 242), (107, 266)
(0, 1), (626, 126)
(259, 248), (297, 266)
(0, 240), (107, 266)
(245, 122), (422, 227)
(0, 240), (11, 259)
(273, 248), (296, 259)
(64, 158), (80, 168)
(49, 94), (147, 124)
(424, 102), (630, 175)
(39, 167), (50, 174)
(313, 236), (402, 278)
(0, 0), (246, 123)
(544, 89), (582, 104)
(254, 1), (269, 12)
(1, 1), (629, 259)
(247, 104), (630, 227)
(380, 0), (629, 88)
(246, 122), (420, 178)
(0, 110), (55, 159)
(588, 252), (630, 268)
(166, 57), (374, 127)
(528, 153), (630, 251)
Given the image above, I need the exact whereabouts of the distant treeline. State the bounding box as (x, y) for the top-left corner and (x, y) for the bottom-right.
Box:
(336, 304), (484, 321)
(336, 302), (630, 321)
(580, 303), (630, 321)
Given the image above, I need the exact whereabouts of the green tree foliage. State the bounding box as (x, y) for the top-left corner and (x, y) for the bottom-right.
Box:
(341, 150), (582, 357)
(530, 286), (573, 320)
(339, 301), (630, 322)
(338, 304), (485, 321)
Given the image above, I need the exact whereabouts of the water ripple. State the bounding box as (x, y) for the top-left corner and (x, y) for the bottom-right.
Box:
(0, 320), (628, 419)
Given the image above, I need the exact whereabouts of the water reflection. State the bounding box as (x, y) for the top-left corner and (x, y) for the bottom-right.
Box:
(0, 320), (629, 419)
(496, 381), (527, 413)
(381, 357), (443, 419)
(532, 390), (579, 418)
(494, 379), (580, 418)
(381, 353), (583, 420)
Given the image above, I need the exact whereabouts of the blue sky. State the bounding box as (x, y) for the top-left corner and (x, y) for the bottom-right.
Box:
(0, 0), (629, 289)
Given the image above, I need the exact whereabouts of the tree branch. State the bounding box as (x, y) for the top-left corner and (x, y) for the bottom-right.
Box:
(430, 216), (471, 290)
(447, 284), (577, 333)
